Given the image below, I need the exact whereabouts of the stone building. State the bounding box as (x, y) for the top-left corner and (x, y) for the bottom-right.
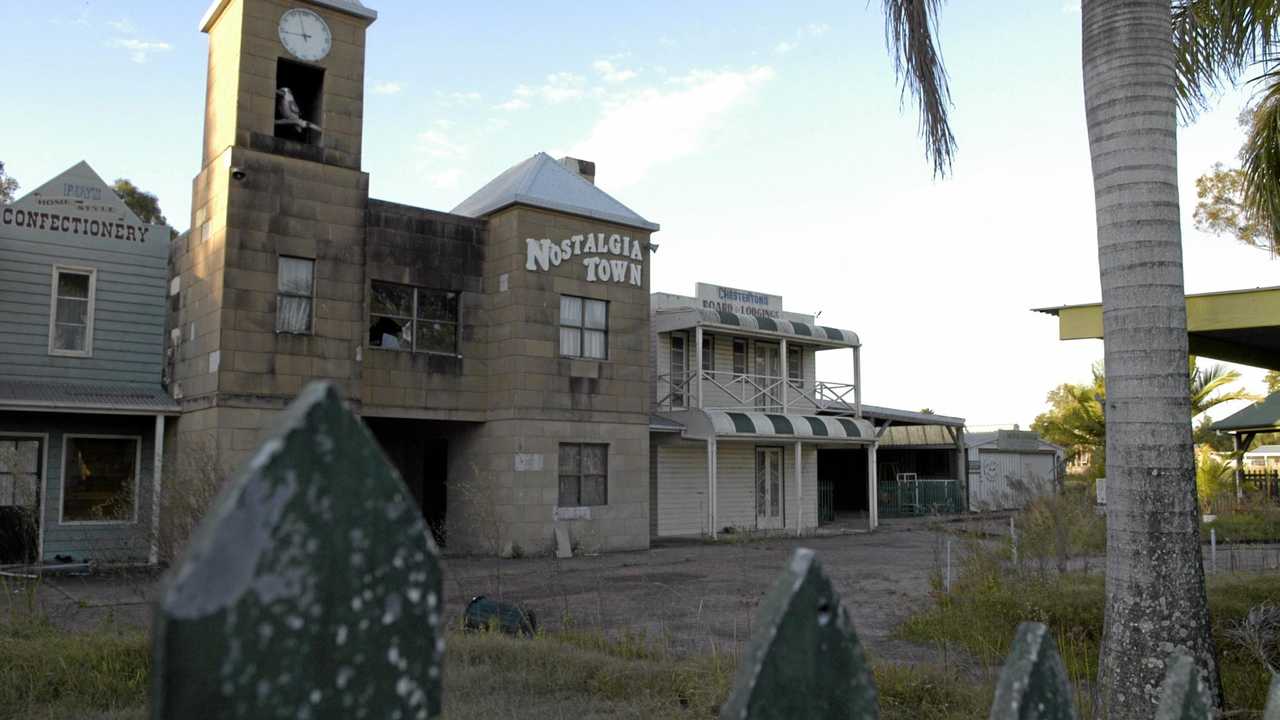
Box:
(171, 0), (656, 554)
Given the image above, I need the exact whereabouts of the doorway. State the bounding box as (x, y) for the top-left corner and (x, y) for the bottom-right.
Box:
(817, 447), (869, 525)
(753, 342), (781, 411)
(364, 418), (449, 546)
(755, 446), (784, 529)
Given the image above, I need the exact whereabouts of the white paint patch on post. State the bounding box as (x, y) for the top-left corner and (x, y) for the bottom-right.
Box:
(150, 414), (165, 565)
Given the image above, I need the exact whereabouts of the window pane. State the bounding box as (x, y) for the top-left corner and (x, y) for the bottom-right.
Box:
(581, 476), (607, 506)
(582, 330), (607, 359)
(63, 438), (136, 522)
(56, 297), (88, 325)
(559, 443), (581, 474)
(558, 475), (580, 506)
(371, 282), (413, 316)
(560, 327), (581, 357)
(0, 473), (11, 505)
(278, 257), (314, 295)
(277, 296), (313, 333)
(702, 336), (714, 371)
(583, 300), (607, 329)
(54, 324), (86, 352)
(581, 445), (607, 475)
(417, 290), (458, 322)
(733, 340), (747, 375)
(57, 272), (90, 299)
(14, 473), (37, 507)
(415, 320), (456, 354)
(560, 295), (582, 327)
(369, 315), (411, 350)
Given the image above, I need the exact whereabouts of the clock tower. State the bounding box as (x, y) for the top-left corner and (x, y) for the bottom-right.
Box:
(172, 0), (377, 470)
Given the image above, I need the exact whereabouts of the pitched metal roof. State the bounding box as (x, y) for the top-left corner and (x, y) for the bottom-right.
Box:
(650, 414), (685, 432)
(452, 153), (659, 231)
(1246, 445), (1280, 456)
(1211, 391), (1280, 433)
(201, 0), (376, 31)
(859, 404), (964, 427)
(654, 307), (858, 348)
(0, 381), (179, 415)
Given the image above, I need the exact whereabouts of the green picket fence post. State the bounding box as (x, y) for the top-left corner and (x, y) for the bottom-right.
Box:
(1153, 653), (1214, 720)
(988, 622), (1076, 720)
(151, 382), (444, 719)
(719, 547), (879, 720)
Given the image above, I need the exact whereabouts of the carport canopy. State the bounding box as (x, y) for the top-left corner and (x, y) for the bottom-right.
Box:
(1034, 285), (1280, 371)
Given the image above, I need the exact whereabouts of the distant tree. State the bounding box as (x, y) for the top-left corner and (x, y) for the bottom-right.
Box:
(1266, 370), (1280, 395)
(0, 161), (18, 204)
(917, 408), (935, 415)
(112, 178), (167, 226)
(1194, 415), (1234, 452)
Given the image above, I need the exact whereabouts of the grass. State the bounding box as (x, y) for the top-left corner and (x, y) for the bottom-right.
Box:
(898, 550), (1280, 718)
(0, 609), (992, 720)
(1203, 504), (1280, 543)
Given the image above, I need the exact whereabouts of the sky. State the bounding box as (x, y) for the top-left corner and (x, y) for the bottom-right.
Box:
(1, 0), (1276, 428)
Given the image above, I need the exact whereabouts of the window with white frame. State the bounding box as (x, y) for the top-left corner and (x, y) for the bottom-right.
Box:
(788, 345), (802, 389)
(0, 439), (40, 509)
(368, 281), (460, 354)
(702, 334), (715, 372)
(732, 338), (748, 376)
(559, 295), (607, 359)
(276, 256), (314, 334)
(49, 267), (95, 356)
(62, 436), (138, 523)
(558, 443), (607, 506)
(670, 333), (687, 408)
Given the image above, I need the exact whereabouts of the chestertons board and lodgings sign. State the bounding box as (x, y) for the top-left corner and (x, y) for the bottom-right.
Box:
(695, 282), (783, 319)
(1, 162), (166, 258)
(525, 232), (645, 286)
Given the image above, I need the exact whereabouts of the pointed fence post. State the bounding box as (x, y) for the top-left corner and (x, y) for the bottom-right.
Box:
(719, 548), (879, 719)
(988, 622), (1076, 720)
(151, 382), (444, 719)
(1153, 653), (1213, 720)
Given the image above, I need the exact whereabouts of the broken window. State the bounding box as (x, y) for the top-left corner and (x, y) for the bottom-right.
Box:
(0, 439), (40, 508)
(62, 437), (137, 523)
(275, 58), (324, 145)
(276, 256), (314, 334)
(558, 443), (608, 507)
(368, 281), (459, 354)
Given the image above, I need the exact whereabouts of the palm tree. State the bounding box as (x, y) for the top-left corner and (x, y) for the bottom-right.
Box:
(1190, 356), (1260, 416)
(874, 0), (1280, 713)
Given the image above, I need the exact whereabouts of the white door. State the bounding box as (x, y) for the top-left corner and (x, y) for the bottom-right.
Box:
(756, 447), (784, 529)
(753, 343), (781, 411)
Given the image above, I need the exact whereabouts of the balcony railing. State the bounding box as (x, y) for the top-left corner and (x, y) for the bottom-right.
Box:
(655, 369), (860, 416)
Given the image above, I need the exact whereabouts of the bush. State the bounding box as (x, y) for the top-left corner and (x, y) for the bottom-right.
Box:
(1013, 488), (1106, 574)
(1202, 502), (1280, 543)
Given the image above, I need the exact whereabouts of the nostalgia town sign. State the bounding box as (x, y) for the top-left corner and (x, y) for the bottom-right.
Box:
(696, 282), (783, 319)
(525, 232), (645, 286)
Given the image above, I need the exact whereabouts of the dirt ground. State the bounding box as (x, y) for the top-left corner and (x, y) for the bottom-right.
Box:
(13, 518), (962, 664)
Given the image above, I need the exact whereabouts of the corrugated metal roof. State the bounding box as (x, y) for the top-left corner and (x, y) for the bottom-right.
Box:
(860, 404), (964, 427)
(650, 414), (684, 432)
(878, 425), (956, 447)
(1247, 445), (1280, 456)
(452, 153), (659, 231)
(0, 381), (179, 414)
(1212, 391), (1280, 433)
(654, 307), (858, 348)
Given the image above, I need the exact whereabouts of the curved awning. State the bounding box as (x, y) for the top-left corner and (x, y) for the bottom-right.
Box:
(705, 410), (873, 442)
(653, 307), (858, 348)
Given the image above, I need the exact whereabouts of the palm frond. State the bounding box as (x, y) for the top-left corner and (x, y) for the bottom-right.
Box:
(1241, 65), (1280, 254)
(882, 0), (955, 177)
(1172, 0), (1280, 120)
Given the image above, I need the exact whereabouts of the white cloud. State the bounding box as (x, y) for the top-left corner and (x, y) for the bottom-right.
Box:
(800, 22), (829, 38)
(593, 60), (638, 84)
(568, 66), (775, 188)
(109, 38), (172, 64)
(495, 98), (529, 112)
(773, 41), (795, 56)
(539, 72), (587, 103)
(416, 129), (467, 159)
(428, 168), (462, 190)
(372, 81), (403, 95)
(109, 18), (137, 33)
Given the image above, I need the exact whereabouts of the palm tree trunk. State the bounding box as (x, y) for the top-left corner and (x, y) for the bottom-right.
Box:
(1082, 1), (1221, 716)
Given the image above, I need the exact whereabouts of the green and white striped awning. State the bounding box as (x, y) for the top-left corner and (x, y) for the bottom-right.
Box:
(706, 410), (873, 442)
(652, 307), (858, 348)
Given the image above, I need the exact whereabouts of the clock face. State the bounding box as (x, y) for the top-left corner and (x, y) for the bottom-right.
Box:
(278, 8), (332, 62)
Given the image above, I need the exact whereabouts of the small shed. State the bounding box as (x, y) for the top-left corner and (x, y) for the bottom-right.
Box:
(1244, 445), (1280, 471)
(964, 430), (1063, 510)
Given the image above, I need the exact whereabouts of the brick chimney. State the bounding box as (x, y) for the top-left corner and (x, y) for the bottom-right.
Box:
(559, 156), (595, 185)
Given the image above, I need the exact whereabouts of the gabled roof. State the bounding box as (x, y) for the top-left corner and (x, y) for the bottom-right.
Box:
(15, 161), (144, 226)
(1212, 391), (1280, 433)
(452, 153), (659, 231)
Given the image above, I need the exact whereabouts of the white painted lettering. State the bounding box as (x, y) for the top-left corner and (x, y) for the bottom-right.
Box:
(583, 256), (602, 281)
(608, 234), (621, 255)
(525, 238), (552, 271)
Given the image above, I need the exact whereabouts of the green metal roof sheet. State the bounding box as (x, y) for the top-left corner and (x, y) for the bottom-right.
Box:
(1211, 391), (1280, 433)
